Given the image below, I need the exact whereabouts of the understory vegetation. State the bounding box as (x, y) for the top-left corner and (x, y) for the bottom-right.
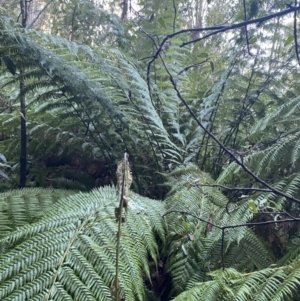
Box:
(1, 0), (300, 300)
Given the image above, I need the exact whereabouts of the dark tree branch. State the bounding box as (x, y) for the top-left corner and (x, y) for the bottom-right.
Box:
(231, 59), (260, 149)
(70, 6), (77, 41)
(163, 210), (300, 268)
(162, 210), (300, 230)
(19, 79), (26, 188)
(221, 229), (225, 269)
(145, 5), (300, 207)
(145, 4), (300, 271)
(199, 59), (236, 169)
(181, 6), (300, 47)
(213, 57), (265, 175)
(147, 5), (300, 70)
(20, 0), (27, 27)
(177, 59), (209, 76)
(19, 0), (27, 188)
(137, 36), (171, 174)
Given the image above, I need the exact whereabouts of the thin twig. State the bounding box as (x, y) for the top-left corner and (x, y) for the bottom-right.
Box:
(172, 0), (177, 33)
(177, 59), (209, 76)
(193, 183), (272, 193)
(199, 59), (236, 168)
(181, 6), (300, 47)
(221, 229), (225, 269)
(147, 26), (300, 203)
(162, 209), (300, 268)
(146, 5), (300, 73)
(163, 210), (300, 229)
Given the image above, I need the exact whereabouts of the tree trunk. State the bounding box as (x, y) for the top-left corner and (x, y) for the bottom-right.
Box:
(192, 0), (204, 40)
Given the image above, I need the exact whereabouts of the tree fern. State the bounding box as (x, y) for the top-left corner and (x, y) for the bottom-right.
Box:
(0, 16), (183, 194)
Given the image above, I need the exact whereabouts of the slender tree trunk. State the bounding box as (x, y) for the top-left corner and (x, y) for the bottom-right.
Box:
(19, 81), (26, 188)
(19, 0), (27, 188)
(192, 0), (204, 40)
(121, 0), (128, 20)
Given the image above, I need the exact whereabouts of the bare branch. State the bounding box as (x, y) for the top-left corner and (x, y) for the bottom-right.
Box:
(194, 183), (272, 193)
(172, 0), (177, 33)
(242, 0), (253, 56)
(177, 59), (209, 76)
(163, 209), (300, 268)
(162, 210), (300, 230)
(181, 5), (300, 47)
(145, 5), (300, 206)
(147, 5), (300, 69)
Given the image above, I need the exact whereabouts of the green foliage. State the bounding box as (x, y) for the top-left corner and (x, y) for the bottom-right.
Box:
(162, 164), (273, 297)
(0, 152), (9, 179)
(1, 0), (300, 300)
(216, 92), (300, 212)
(48, 0), (126, 45)
(0, 187), (165, 301)
(173, 262), (300, 301)
(0, 188), (75, 239)
(0, 16), (182, 195)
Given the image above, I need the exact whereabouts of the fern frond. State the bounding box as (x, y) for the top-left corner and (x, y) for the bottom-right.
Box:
(173, 261), (300, 301)
(0, 187), (165, 301)
(0, 188), (74, 239)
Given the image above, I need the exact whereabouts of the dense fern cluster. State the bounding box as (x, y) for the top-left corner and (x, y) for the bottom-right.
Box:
(1, 167), (300, 300)
(1, 0), (300, 300)
(162, 165), (273, 297)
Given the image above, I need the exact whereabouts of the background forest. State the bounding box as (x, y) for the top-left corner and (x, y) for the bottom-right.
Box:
(1, 0), (300, 300)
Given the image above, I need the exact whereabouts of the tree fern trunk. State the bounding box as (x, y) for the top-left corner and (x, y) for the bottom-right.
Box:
(19, 80), (26, 188)
(19, 0), (27, 188)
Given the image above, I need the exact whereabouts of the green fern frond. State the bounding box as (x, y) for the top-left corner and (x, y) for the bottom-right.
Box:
(250, 95), (300, 135)
(225, 229), (274, 270)
(0, 187), (165, 301)
(0, 188), (75, 239)
(172, 279), (226, 301)
(173, 261), (300, 301)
